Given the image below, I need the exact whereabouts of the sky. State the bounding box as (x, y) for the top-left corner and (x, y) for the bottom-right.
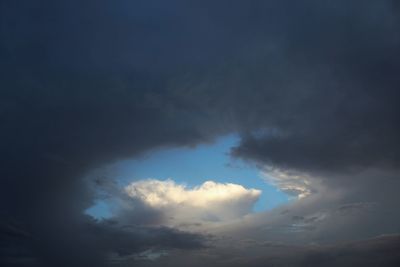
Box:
(85, 134), (289, 219)
(1, 1), (400, 267)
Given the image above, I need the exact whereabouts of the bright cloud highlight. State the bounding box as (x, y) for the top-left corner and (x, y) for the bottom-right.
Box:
(125, 179), (261, 223)
(261, 167), (314, 199)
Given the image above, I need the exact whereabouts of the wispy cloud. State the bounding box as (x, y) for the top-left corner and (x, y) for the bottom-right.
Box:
(261, 167), (315, 199)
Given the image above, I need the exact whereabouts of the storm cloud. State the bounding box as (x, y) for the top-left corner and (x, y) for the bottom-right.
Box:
(1, 0), (400, 266)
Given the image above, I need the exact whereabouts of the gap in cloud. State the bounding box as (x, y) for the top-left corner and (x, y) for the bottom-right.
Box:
(85, 134), (290, 219)
(85, 200), (113, 219)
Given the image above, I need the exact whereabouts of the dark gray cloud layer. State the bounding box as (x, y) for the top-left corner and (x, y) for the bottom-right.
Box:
(1, 0), (400, 266)
(146, 235), (400, 267)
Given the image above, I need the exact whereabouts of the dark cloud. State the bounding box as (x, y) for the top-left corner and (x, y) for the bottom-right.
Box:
(130, 235), (400, 267)
(228, 1), (400, 173)
(1, 0), (400, 266)
(298, 235), (400, 267)
(1, 1), (221, 265)
(250, 235), (400, 267)
(0, 216), (206, 267)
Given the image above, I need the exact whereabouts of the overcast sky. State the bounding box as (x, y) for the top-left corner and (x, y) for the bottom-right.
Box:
(1, 1), (400, 266)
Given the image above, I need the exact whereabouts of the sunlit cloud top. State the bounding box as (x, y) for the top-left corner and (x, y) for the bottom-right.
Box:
(125, 179), (261, 223)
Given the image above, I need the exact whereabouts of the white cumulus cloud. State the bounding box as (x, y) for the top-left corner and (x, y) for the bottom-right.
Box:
(124, 179), (261, 224)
